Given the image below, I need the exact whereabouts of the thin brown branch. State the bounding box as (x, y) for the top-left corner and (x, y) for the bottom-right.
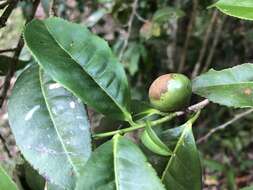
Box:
(197, 108), (253, 144)
(119, 0), (138, 61)
(0, 0), (19, 28)
(0, 48), (17, 54)
(175, 99), (210, 117)
(178, 0), (198, 72)
(0, 0), (40, 107)
(202, 15), (227, 73)
(0, 132), (11, 158)
(192, 10), (219, 78)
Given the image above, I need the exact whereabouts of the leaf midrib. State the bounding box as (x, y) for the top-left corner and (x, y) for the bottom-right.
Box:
(113, 135), (120, 190)
(41, 20), (130, 121)
(193, 81), (253, 91)
(38, 68), (79, 176)
(217, 4), (253, 9)
(161, 123), (190, 186)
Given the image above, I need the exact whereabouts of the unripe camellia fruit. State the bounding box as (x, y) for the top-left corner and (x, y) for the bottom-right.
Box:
(149, 73), (192, 112)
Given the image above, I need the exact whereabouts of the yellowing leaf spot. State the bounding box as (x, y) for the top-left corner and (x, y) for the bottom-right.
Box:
(244, 88), (252, 96)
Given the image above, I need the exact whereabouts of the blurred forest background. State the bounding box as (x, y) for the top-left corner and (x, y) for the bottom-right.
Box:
(1, 0), (253, 189)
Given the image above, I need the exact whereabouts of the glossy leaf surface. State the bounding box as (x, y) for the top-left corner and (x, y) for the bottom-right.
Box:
(8, 65), (91, 189)
(193, 63), (253, 108)
(0, 164), (18, 190)
(141, 124), (172, 156)
(131, 99), (161, 121)
(76, 135), (165, 190)
(24, 18), (131, 121)
(212, 0), (253, 20)
(161, 122), (202, 190)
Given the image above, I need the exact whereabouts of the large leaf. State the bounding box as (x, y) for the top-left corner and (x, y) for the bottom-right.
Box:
(0, 164), (18, 190)
(241, 186), (253, 190)
(160, 122), (202, 190)
(211, 0), (253, 20)
(0, 55), (28, 76)
(193, 63), (253, 108)
(76, 135), (165, 190)
(8, 65), (91, 189)
(24, 17), (132, 121)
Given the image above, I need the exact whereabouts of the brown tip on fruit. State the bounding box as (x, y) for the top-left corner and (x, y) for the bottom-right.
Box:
(149, 74), (172, 100)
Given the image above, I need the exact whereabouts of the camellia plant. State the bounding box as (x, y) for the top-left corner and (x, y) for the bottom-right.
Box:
(2, 0), (253, 190)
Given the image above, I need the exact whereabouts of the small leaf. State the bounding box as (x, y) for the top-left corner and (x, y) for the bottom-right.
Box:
(76, 135), (165, 190)
(140, 21), (161, 40)
(0, 55), (28, 76)
(24, 18), (132, 121)
(122, 43), (141, 76)
(160, 121), (202, 190)
(152, 7), (185, 23)
(0, 164), (18, 190)
(141, 123), (172, 156)
(131, 99), (161, 121)
(8, 65), (92, 189)
(193, 63), (253, 108)
(211, 0), (253, 20)
(84, 8), (108, 27)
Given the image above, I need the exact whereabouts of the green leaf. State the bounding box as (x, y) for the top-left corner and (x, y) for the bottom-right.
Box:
(141, 123), (172, 156)
(24, 18), (132, 121)
(84, 9), (108, 27)
(161, 121), (202, 190)
(193, 63), (253, 108)
(24, 163), (45, 190)
(241, 185), (253, 190)
(46, 183), (64, 190)
(130, 100), (161, 121)
(76, 135), (165, 190)
(8, 65), (91, 189)
(122, 43), (141, 76)
(211, 0), (253, 20)
(0, 55), (29, 76)
(152, 7), (185, 23)
(0, 164), (18, 190)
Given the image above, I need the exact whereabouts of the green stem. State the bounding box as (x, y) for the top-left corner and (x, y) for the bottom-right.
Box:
(93, 113), (178, 139)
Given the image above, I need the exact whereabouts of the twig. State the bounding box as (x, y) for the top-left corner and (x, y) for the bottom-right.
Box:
(192, 10), (218, 78)
(0, 48), (17, 54)
(0, 132), (11, 158)
(202, 15), (226, 73)
(135, 12), (147, 23)
(93, 99), (209, 139)
(0, 0), (18, 28)
(178, 0), (198, 72)
(119, 0), (138, 61)
(0, 0), (40, 107)
(197, 108), (253, 144)
(187, 99), (210, 112)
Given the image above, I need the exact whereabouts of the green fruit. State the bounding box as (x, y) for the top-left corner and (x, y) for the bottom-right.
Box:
(149, 73), (192, 112)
